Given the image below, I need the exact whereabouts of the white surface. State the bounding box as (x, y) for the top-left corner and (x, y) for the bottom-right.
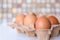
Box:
(0, 19), (60, 40)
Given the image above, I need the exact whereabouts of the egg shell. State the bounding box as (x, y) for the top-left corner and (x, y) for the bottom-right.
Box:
(48, 16), (59, 25)
(15, 13), (25, 25)
(24, 13), (37, 26)
(35, 15), (51, 30)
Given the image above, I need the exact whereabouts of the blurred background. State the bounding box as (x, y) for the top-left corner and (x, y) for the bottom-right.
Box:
(0, 0), (60, 24)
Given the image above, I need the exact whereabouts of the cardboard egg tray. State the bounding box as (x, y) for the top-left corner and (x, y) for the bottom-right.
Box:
(8, 22), (60, 40)
(14, 24), (36, 37)
(9, 23), (60, 40)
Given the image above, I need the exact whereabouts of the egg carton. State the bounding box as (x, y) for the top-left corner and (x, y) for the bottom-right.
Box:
(25, 31), (36, 37)
(51, 24), (60, 37)
(36, 29), (51, 40)
(35, 24), (60, 40)
(9, 22), (36, 37)
(16, 24), (36, 37)
(45, 14), (60, 37)
(9, 22), (60, 40)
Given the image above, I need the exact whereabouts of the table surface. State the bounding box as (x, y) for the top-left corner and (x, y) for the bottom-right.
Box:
(0, 19), (60, 40)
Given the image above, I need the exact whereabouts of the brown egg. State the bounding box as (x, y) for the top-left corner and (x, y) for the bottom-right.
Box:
(15, 14), (25, 25)
(35, 15), (51, 30)
(24, 13), (37, 26)
(48, 16), (59, 25)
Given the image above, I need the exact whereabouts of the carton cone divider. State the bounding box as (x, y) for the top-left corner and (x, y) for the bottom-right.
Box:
(24, 24), (36, 37)
(51, 24), (60, 37)
(36, 29), (51, 40)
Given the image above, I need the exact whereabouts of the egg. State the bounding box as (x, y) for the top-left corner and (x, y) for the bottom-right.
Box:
(35, 15), (51, 30)
(15, 13), (25, 25)
(48, 16), (59, 25)
(24, 13), (37, 26)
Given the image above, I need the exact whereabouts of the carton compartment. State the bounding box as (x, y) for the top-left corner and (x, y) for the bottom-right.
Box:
(36, 29), (51, 40)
